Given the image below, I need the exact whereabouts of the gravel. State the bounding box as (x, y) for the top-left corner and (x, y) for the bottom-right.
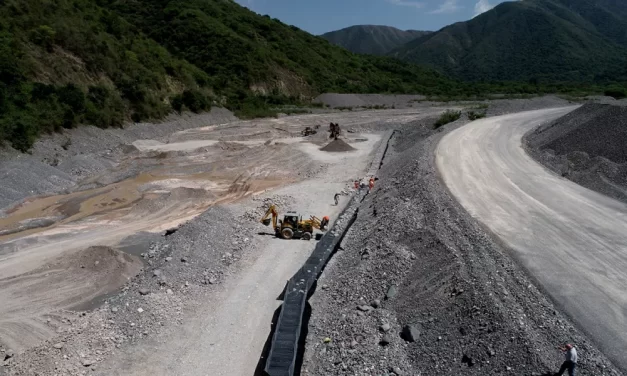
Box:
(3, 204), (257, 375)
(0, 108), (236, 213)
(525, 103), (627, 204)
(303, 98), (621, 376)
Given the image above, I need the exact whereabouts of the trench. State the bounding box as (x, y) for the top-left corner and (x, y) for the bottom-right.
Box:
(259, 130), (396, 376)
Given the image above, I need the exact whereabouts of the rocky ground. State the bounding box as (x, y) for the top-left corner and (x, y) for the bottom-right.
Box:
(525, 103), (627, 204)
(0, 108), (237, 211)
(303, 98), (623, 375)
(1, 194), (301, 375)
(3, 95), (623, 376)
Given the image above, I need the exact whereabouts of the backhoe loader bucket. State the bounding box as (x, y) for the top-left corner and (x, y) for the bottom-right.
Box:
(262, 218), (272, 226)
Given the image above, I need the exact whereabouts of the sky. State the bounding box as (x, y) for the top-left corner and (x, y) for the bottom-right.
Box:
(234, 0), (511, 35)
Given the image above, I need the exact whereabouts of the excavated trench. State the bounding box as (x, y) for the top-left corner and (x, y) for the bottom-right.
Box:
(259, 131), (395, 376)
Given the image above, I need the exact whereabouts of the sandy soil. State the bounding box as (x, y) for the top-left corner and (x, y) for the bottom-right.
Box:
(0, 108), (438, 355)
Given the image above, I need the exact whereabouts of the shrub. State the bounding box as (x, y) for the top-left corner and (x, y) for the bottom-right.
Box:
(467, 110), (486, 121)
(434, 110), (461, 128)
(182, 89), (210, 113)
(604, 86), (627, 99)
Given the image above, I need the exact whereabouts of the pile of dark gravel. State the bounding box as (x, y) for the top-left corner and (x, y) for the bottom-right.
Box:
(320, 139), (356, 152)
(303, 115), (621, 375)
(525, 103), (627, 204)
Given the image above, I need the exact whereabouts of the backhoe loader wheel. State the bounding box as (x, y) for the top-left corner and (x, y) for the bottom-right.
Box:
(301, 232), (312, 241)
(281, 228), (294, 239)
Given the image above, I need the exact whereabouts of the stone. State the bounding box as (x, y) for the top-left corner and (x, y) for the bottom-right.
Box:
(53, 343), (64, 349)
(139, 288), (150, 296)
(379, 334), (391, 346)
(180, 257), (188, 263)
(111, 307), (118, 313)
(153, 269), (162, 277)
(137, 308), (144, 313)
(385, 285), (398, 300)
(165, 257), (173, 262)
(401, 324), (420, 342)
(391, 367), (403, 375)
(82, 359), (94, 367)
(380, 323), (391, 332)
(357, 305), (373, 312)
(166, 289), (174, 295)
(370, 299), (381, 308)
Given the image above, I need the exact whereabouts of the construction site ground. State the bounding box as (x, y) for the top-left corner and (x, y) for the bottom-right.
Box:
(0, 104), (444, 375)
(1, 95), (624, 376)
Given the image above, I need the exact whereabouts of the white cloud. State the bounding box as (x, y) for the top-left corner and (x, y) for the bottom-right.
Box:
(386, 0), (426, 9)
(474, 0), (494, 16)
(429, 0), (462, 14)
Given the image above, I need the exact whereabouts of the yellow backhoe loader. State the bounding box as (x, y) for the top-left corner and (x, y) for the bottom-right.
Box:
(260, 205), (329, 240)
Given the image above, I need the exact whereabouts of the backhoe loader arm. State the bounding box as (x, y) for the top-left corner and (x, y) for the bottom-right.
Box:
(260, 205), (279, 229)
(309, 216), (329, 231)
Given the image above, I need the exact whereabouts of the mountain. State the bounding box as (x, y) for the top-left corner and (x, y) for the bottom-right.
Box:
(321, 25), (430, 55)
(0, 0), (455, 151)
(390, 0), (627, 82)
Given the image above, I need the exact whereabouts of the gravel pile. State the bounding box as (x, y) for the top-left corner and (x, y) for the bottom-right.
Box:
(0, 157), (76, 212)
(525, 103), (627, 203)
(2, 205), (256, 376)
(303, 105), (621, 375)
(320, 139), (356, 152)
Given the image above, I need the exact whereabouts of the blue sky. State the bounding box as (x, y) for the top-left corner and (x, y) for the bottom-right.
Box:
(235, 0), (510, 35)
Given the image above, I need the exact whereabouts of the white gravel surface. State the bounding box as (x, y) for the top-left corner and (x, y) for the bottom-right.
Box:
(437, 107), (627, 368)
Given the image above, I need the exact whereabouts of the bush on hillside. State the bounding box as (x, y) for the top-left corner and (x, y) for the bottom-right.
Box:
(467, 110), (487, 120)
(604, 86), (627, 99)
(434, 110), (462, 128)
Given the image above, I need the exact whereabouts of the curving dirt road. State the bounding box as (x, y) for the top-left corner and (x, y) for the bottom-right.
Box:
(436, 107), (627, 367)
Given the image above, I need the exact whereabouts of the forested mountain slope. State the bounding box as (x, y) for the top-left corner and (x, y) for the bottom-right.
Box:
(390, 0), (627, 82)
(321, 25), (430, 55)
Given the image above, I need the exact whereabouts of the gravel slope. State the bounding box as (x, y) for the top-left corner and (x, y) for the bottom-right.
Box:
(303, 103), (621, 375)
(437, 108), (627, 370)
(525, 103), (627, 204)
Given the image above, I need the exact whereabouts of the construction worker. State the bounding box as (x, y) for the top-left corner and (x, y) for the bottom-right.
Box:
(321, 216), (330, 230)
(555, 344), (577, 376)
(369, 177), (375, 191)
(354, 180), (359, 190)
(334, 193), (340, 206)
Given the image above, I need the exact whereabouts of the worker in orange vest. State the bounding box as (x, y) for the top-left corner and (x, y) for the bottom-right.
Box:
(369, 177), (375, 190)
(354, 180), (360, 190)
(321, 215), (330, 230)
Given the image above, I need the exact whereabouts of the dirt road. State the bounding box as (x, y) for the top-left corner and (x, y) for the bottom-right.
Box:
(436, 107), (627, 366)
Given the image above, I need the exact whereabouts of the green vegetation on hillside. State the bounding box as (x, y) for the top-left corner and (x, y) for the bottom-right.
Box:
(0, 0), (213, 150)
(321, 25), (430, 56)
(0, 0), (465, 150)
(104, 0), (456, 101)
(1, 0), (625, 151)
(389, 0), (627, 83)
